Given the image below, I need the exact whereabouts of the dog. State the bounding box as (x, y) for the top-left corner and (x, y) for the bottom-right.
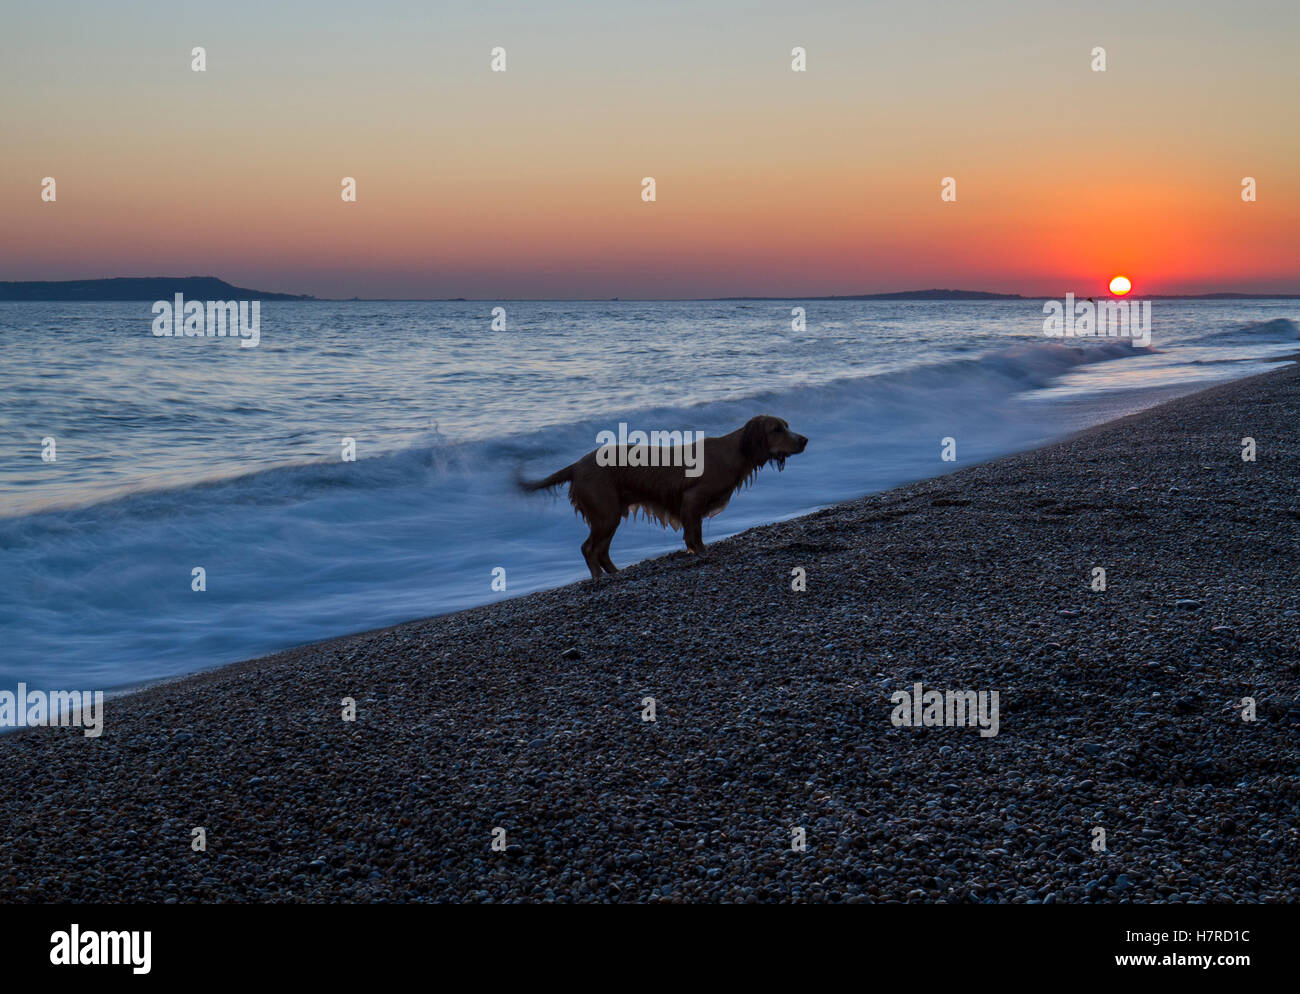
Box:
(517, 415), (808, 578)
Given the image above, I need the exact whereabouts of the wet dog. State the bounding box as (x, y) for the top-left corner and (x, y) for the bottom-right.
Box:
(518, 415), (808, 578)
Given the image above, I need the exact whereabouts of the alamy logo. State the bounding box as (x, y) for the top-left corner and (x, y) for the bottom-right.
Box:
(1043, 292), (1151, 347)
(890, 681), (999, 737)
(50, 925), (151, 974)
(0, 684), (103, 737)
(151, 294), (260, 347)
(596, 423), (706, 477)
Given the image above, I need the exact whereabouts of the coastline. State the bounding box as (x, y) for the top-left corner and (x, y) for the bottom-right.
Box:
(5, 363), (1297, 902)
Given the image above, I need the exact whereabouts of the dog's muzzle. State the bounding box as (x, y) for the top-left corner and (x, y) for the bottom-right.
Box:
(769, 435), (808, 471)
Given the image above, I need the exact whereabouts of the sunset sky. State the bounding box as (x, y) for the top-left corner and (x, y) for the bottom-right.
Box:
(3, 0), (1297, 298)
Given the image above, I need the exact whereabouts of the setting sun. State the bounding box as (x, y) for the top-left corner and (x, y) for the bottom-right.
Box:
(1109, 276), (1133, 295)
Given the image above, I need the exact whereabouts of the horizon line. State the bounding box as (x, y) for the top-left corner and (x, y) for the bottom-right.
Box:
(3, 277), (1300, 303)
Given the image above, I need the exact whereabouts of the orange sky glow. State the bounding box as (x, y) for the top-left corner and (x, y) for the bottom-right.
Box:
(2, 1), (1297, 298)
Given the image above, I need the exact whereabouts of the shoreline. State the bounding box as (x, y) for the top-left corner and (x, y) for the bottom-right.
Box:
(106, 359), (1295, 703)
(16, 357), (1290, 704)
(4, 363), (1298, 902)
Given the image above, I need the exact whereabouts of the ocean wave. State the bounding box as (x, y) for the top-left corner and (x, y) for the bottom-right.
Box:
(0, 330), (1254, 690)
(1179, 316), (1299, 346)
(3, 337), (1153, 523)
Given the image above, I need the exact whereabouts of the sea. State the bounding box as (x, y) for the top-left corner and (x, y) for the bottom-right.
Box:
(1, 298), (1296, 691)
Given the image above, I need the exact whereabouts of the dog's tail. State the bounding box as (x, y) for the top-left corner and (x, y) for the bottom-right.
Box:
(515, 463), (576, 494)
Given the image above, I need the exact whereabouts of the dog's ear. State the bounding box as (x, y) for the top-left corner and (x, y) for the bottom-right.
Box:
(740, 416), (769, 465)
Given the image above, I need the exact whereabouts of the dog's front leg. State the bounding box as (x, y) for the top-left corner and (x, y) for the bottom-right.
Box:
(680, 491), (706, 555)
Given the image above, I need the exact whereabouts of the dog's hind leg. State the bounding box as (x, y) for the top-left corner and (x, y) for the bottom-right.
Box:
(596, 537), (619, 575)
(582, 513), (620, 579)
(580, 531), (602, 579)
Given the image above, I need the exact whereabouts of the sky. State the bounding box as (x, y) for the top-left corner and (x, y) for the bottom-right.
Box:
(2, 0), (1297, 298)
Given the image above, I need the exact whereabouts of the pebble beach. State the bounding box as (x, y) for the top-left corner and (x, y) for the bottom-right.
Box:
(4, 363), (1297, 903)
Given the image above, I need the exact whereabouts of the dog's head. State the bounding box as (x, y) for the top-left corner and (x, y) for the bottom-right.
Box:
(740, 415), (808, 472)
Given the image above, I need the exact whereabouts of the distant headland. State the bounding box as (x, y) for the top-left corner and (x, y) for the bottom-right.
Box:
(0, 277), (313, 302)
(718, 289), (1027, 301)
